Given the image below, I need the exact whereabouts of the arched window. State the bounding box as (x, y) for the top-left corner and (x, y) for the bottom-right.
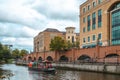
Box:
(77, 55), (91, 61)
(59, 55), (68, 62)
(38, 57), (42, 62)
(46, 56), (53, 61)
(105, 53), (119, 58)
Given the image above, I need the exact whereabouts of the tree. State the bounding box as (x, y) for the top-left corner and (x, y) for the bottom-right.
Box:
(2, 46), (11, 62)
(66, 41), (72, 50)
(20, 49), (28, 57)
(50, 36), (66, 51)
(50, 36), (67, 61)
(11, 49), (28, 60)
(0, 43), (3, 60)
(0, 43), (12, 62)
(12, 49), (20, 59)
(75, 41), (80, 48)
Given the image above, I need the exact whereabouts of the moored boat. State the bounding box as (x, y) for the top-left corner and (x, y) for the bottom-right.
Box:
(28, 60), (56, 73)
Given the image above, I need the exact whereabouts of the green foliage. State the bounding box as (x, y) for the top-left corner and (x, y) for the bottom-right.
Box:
(49, 36), (80, 52)
(2, 46), (11, 62)
(75, 41), (80, 48)
(11, 49), (28, 59)
(66, 41), (72, 49)
(12, 49), (20, 59)
(50, 36), (67, 51)
(20, 49), (28, 57)
(0, 42), (28, 62)
(0, 43), (12, 62)
(66, 41), (80, 50)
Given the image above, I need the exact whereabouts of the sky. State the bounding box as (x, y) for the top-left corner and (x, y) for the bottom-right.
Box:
(0, 0), (86, 52)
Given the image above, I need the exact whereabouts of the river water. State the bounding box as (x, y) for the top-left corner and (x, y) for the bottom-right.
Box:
(0, 64), (120, 80)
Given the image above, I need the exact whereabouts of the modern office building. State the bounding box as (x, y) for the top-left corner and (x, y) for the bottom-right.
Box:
(80, 0), (120, 48)
(34, 27), (79, 52)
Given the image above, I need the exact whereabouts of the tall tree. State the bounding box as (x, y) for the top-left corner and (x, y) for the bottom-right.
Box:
(66, 41), (72, 50)
(0, 43), (3, 60)
(50, 36), (66, 51)
(2, 46), (11, 62)
(20, 49), (28, 57)
(75, 41), (80, 48)
(12, 49), (20, 59)
(50, 36), (67, 61)
(0, 43), (12, 62)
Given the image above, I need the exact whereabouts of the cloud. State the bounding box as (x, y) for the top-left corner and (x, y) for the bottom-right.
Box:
(0, 23), (39, 38)
(1, 37), (33, 51)
(0, 0), (86, 51)
(32, 0), (79, 21)
(0, 1), (47, 29)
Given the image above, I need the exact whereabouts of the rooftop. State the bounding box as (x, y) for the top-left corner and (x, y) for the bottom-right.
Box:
(44, 28), (60, 32)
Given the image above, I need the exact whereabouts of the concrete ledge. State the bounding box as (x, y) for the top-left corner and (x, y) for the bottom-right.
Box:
(52, 63), (120, 75)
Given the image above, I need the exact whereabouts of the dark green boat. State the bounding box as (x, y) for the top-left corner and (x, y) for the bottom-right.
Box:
(28, 60), (56, 73)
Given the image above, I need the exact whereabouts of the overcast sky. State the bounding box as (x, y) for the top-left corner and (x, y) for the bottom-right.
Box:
(0, 0), (86, 52)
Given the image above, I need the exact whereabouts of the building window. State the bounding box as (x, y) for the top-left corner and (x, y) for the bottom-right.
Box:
(83, 38), (86, 43)
(68, 36), (70, 39)
(83, 8), (86, 13)
(92, 12), (96, 30)
(98, 9), (102, 28)
(92, 35), (96, 41)
(98, 0), (102, 4)
(72, 36), (74, 43)
(111, 8), (120, 45)
(93, 2), (96, 7)
(88, 5), (90, 10)
(83, 27), (86, 33)
(83, 17), (86, 23)
(98, 33), (102, 40)
(88, 36), (90, 42)
(87, 15), (91, 31)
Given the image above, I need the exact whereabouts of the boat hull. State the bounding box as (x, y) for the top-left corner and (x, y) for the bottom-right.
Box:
(28, 67), (56, 73)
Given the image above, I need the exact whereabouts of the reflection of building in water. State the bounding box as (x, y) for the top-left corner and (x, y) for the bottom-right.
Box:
(34, 27), (79, 52)
(80, 0), (120, 48)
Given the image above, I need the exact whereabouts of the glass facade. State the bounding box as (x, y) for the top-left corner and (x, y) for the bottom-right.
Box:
(98, 9), (102, 28)
(92, 12), (96, 30)
(112, 8), (120, 45)
(87, 15), (91, 31)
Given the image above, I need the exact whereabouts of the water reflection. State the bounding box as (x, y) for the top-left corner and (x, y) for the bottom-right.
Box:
(0, 64), (120, 80)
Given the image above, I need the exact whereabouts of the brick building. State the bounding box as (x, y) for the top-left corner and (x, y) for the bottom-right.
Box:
(34, 27), (79, 52)
(80, 0), (120, 48)
(23, 0), (120, 63)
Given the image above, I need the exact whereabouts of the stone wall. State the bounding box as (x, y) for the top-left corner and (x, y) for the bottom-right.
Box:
(52, 63), (120, 74)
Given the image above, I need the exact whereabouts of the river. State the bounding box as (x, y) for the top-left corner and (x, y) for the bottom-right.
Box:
(0, 64), (120, 80)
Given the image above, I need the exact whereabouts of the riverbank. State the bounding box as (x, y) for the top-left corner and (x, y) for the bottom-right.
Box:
(52, 63), (120, 75)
